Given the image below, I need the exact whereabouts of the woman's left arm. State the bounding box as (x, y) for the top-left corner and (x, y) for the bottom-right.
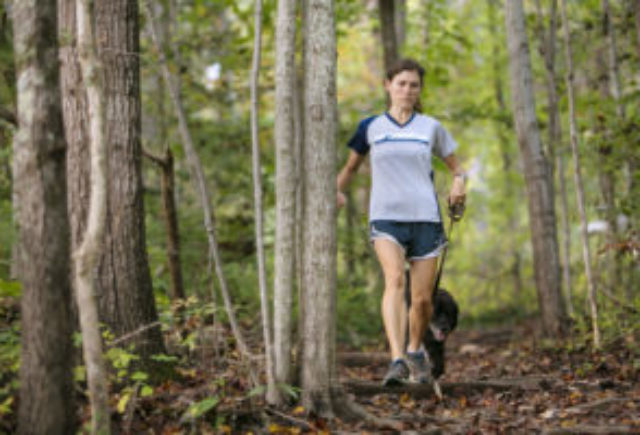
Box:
(443, 153), (467, 205)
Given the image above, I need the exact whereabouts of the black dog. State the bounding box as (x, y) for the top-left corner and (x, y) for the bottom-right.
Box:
(405, 272), (459, 378)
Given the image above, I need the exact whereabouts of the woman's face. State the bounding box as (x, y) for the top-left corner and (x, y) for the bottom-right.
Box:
(385, 69), (421, 111)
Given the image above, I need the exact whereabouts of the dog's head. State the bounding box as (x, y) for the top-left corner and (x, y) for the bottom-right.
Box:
(429, 288), (459, 342)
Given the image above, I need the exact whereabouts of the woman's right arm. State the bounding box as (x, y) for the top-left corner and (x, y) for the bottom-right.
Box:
(336, 150), (365, 208)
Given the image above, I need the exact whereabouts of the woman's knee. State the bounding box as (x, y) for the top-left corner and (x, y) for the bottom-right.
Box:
(411, 291), (433, 313)
(383, 269), (405, 292)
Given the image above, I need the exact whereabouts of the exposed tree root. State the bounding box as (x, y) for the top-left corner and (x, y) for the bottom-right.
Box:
(329, 387), (404, 431)
(343, 379), (531, 398)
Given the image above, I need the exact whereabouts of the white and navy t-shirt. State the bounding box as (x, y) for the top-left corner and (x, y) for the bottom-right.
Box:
(347, 112), (458, 222)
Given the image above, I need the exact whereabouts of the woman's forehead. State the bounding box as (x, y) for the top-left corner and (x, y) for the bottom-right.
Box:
(391, 70), (421, 82)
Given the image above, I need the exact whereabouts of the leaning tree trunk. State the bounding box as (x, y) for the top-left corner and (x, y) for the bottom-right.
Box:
(142, 0), (254, 366)
(560, 0), (601, 348)
(273, 0), (297, 400)
(13, 0), (75, 432)
(505, 0), (567, 338)
(301, 0), (338, 414)
(59, 0), (165, 362)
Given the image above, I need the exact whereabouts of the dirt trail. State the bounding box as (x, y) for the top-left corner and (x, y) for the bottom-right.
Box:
(337, 322), (640, 433)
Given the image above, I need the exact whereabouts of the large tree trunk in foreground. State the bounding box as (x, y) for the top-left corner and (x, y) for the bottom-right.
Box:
(13, 0), (75, 432)
(273, 0), (297, 399)
(505, 0), (567, 338)
(59, 0), (165, 361)
(301, 0), (338, 414)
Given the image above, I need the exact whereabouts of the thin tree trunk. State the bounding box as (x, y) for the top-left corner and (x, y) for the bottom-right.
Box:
(559, 0), (601, 349)
(74, 0), (111, 431)
(635, 0), (640, 63)
(13, 0), (75, 432)
(395, 0), (406, 54)
(378, 0), (398, 72)
(273, 0), (297, 399)
(534, 0), (574, 315)
(488, 0), (523, 300)
(602, 0), (625, 119)
(142, 0), (254, 365)
(505, 0), (567, 338)
(143, 148), (185, 301)
(250, 0), (278, 404)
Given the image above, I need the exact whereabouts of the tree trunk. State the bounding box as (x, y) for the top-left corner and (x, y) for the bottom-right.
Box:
(488, 0), (523, 300)
(143, 148), (185, 302)
(505, 0), (567, 338)
(559, 0), (601, 348)
(13, 0), (75, 432)
(74, 0), (111, 431)
(250, 0), (278, 404)
(378, 0), (398, 72)
(302, 0), (338, 414)
(59, 0), (165, 362)
(273, 0), (297, 398)
(534, 0), (574, 315)
(394, 0), (406, 54)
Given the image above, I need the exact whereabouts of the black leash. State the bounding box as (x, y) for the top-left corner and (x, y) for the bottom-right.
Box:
(432, 201), (464, 299)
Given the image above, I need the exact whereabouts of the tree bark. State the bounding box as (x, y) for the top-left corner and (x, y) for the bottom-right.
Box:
(559, 0), (601, 348)
(143, 148), (185, 302)
(74, 0), (111, 431)
(273, 0), (297, 398)
(302, 0), (338, 414)
(13, 0), (75, 432)
(534, 0), (574, 315)
(378, 0), (398, 72)
(505, 0), (567, 338)
(250, 0), (278, 404)
(59, 0), (165, 362)
(488, 0), (523, 300)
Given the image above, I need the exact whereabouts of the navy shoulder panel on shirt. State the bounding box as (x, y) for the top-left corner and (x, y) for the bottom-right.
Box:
(347, 115), (377, 155)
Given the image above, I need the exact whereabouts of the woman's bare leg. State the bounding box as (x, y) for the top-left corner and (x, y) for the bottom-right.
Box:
(407, 257), (438, 352)
(374, 239), (407, 361)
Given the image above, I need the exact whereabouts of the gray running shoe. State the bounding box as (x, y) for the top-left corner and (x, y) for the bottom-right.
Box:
(406, 349), (433, 384)
(382, 359), (409, 386)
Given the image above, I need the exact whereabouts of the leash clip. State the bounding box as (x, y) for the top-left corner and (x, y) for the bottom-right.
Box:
(448, 202), (465, 222)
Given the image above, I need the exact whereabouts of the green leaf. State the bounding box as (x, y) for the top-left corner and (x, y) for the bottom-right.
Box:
(184, 396), (220, 419)
(117, 392), (132, 414)
(140, 385), (154, 397)
(131, 371), (148, 382)
(246, 384), (265, 398)
(150, 353), (179, 363)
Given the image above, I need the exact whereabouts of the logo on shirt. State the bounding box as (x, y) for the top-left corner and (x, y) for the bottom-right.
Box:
(372, 133), (430, 145)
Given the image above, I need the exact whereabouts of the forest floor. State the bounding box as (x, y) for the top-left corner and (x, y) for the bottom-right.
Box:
(108, 319), (640, 434)
(1, 316), (639, 434)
